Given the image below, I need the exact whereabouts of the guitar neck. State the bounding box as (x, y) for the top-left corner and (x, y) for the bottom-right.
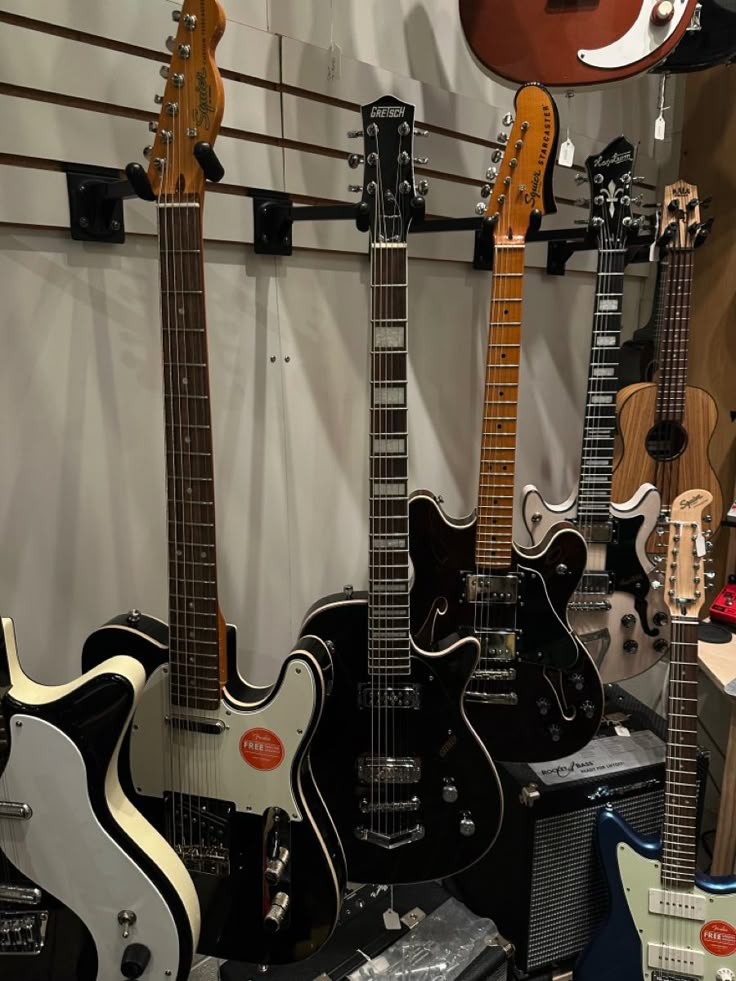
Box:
(476, 243), (525, 570)
(662, 616), (700, 889)
(577, 247), (626, 531)
(158, 195), (222, 711)
(655, 248), (694, 425)
(368, 242), (410, 676)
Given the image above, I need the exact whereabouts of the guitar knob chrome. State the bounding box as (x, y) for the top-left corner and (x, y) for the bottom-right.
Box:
(417, 179), (429, 196)
(502, 112), (514, 126)
(485, 167), (498, 182)
(442, 778), (459, 804)
(497, 132), (509, 145)
(556, 564), (568, 576)
(264, 892), (290, 933)
(459, 812), (476, 837)
(265, 847), (290, 885)
(348, 153), (364, 169)
(475, 202), (487, 215)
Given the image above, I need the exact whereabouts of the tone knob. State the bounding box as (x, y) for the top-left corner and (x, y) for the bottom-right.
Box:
(623, 640), (639, 654)
(653, 639), (669, 654)
(621, 614), (636, 628)
(459, 812), (476, 837)
(536, 697), (551, 717)
(442, 779), (459, 804)
(653, 612), (668, 626)
(570, 672), (584, 691)
(121, 943), (151, 980)
(716, 970), (735, 981)
(581, 700), (596, 720)
(652, 1), (675, 25)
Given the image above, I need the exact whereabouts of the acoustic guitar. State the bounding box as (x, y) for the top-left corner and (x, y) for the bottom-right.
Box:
(459, 0), (700, 87)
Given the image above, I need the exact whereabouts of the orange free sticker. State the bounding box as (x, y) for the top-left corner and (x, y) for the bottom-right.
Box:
(239, 728), (285, 771)
(700, 919), (736, 957)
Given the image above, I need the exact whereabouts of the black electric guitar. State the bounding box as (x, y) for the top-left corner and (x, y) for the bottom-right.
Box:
(301, 95), (502, 885)
(409, 84), (604, 764)
(655, 0), (736, 72)
(82, 0), (345, 964)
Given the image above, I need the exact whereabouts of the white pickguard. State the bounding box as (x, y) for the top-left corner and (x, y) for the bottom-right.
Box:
(579, 0), (692, 69)
(521, 483), (668, 684)
(618, 843), (736, 979)
(130, 658), (318, 820)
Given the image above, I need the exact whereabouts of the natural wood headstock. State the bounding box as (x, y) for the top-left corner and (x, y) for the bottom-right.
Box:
(665, 489), (714, 618)
(659, 180), (703, 250)
(484, 83), (558, 240)
(146, 0), (226, 199)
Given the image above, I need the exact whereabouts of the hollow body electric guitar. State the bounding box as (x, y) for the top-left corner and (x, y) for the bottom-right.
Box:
(458, 0), (701, 87)
(575, 489), (736, 981)
(302, 95), (502, 885)
(522, 137), (670, 686)
(1, 618), (199, 981)
(82, 0), (345, 964)
(612, 182), (722, 569)
(409, 84), (603, 764)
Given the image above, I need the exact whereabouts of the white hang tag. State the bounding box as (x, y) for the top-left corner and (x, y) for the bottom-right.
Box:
(327, 40), (342, 81)
(383, 908), (402, 931)
(614, 724), (631, 737)
(654, 114), (666, 142)
(558, 138), (575, 168)
(696, 534), (707, 558)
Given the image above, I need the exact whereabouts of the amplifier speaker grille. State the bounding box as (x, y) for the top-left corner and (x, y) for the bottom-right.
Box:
(526, 788), (664, 970)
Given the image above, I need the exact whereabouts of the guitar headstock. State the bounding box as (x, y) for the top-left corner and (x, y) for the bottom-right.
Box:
(585, 136), (638, 248)
(666, 489), (714, 619)
(659, 181), (709, 250)
(482, 83), (558, 239)
(146, 0), (226, 199)
(354, 95), (422, 244)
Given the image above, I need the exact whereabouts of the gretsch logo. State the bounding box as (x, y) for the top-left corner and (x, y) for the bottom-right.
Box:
(194, 68), (215, 129)
(371, 105), (406, 118)
(679, 492), (705, 510)
(593, 150), (634, 170)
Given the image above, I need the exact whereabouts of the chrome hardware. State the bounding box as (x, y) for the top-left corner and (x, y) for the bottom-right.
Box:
(148, 121), (158, 133)
(650, 578), (663, 590)
(172, 73), (185, 87)
(574, 197), (590, 208)
(154, 94), (164, 104)
(177, 42), (191, 57)
(531, 512), (542, 524)
(466, 691), (519, 706)
(160, 128), (173, 142)
(265, 847), (290, 885)
(593, 173), (604, 185)
(186, 127), (197, 138)
(399, 181), (412, 195)
(355, 825), (425, 849)
(574, 173), (588, 185)
(172, 9), (181, 20)
(442, 779), (459, 804)
(477, 630), (516, 661)
(475, 202), (487, 215)
(359, 797), (420, 815)
(366, 181), (377, 195)
(497, 133), (509, 145)
(459, 812), (476, 837)
(652, 1), (675, 25)
(153, 158), (166, 171)
(399, 151), (410, 165)
(502, 112), (514, 126)
(264, 892), (290, 933)
(118, 910), (137, 940)
(417, 179), (429, 196)
(347, 129), (364, 139)
(492, 149), (503, 163)
(704, 513), (712, 523)
(357, 756), (421, 784)
(621, 614), (636, 628)
(556, 564), (568, 576)
(514, 139), (523, 150)
(0, 801), (32, 820)
(348, 153), (364, 169)
(520, 121), (529, 132)
(165, 35), (176, 51)
(359, 685), (421, 709)
(462, 572), (518, 604)
(159, 65), (170, 79)
(0, 884), (41, 904)
(623, 640), (639, 654)
(480, 184), (492, 198)
(471, 667), (516, 683)
(569, 600), (611, 612)
(347, 184), (363, 193)
(398, 121), (411, 136)
(0, 911), (48, 954)
(344, 583), (354, 598)
(166, 715), (225, 735)
(414, 128), (429, 137)
(414, 156), (429, 165)
(509, 159), (518, 169)
(166, 102), (179, 116)
(519, 783), (540, 807)
(485, 167), (498, 182)
(182, 13), (197, 29)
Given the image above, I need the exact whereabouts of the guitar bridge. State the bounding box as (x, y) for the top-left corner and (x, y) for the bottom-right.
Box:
(164, 792), (233, 876)
(354, 825), (425, 849)
(0, 910), (48, 953)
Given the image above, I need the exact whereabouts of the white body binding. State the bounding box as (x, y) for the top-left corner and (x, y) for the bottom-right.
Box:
(619, 842), (736, 979)
(579, 0), (692, 68)
(0, 617), (200, 981)
(521, 482), (668, 684)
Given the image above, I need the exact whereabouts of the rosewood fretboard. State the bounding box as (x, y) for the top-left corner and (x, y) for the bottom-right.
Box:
(655, 248), (694, 426)
(159, 196), (222, 711)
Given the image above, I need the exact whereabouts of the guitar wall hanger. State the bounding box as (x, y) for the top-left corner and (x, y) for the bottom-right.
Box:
(65, 142), (224, 243)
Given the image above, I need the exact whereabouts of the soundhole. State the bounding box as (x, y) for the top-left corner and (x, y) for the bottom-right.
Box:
(645, 421), (688, 462)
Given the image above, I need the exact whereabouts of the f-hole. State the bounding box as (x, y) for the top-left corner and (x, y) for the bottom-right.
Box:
(645, 421), (688, 462)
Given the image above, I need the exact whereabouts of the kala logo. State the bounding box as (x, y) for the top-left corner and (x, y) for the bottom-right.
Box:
(194, 68), (215, 129)
(679, 493), (705, 510)
(370, 105), (406, 118)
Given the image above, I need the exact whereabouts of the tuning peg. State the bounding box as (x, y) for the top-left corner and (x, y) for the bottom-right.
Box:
(491, 150), (504, 165)
(148, 121), (158, 133)
(159, 65), (170, 79)
(574, 173), (588, 185)
(700, 196), (713, 210)
(399, 181), (412, 195)
(348, 184), (363, 193)
(485, 166), (498, 182)
(631, 194), (644, 206)
(573, 219), (591, 226)
(631, 176), (647, 185)
(497, 132), (509, 145)
(502, 112), (515, 126)
(480, 183), (492, 198)
(348, 153), (364, 169)
(172, 8), (181, 21)
(668, 197), (680, 213)
(417, 179), (429, 196)
(574, 197), (590, 208)
(414, 128), (429, 137)
(475, 201), (487, 215)
(143, 145), (153, 159)
(347, 129), (364, 139)
(154, 94), (164, 105)
(414, 156), (429, 165)
(166, 35), (176, 52)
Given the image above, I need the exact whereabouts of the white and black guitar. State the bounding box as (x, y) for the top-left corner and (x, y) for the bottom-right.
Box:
(0, 617), (199, 981)
(83, 0), (345, 964)
(576, 488), (736, 981)
(522, 136), (670, 686)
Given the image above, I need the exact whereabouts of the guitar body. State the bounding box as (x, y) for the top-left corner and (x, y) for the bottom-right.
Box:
(656, 0), (736, 72)
(521, 483), (670, 684)
(408, 492), (603, 763)
(1, 618), (198, 981)
(613, 382), (723, 551)
(576, 808), (736, 980)
(458, 0), (700, 86)
(301, 593), (503, 884)
(82, 616), (344, 964)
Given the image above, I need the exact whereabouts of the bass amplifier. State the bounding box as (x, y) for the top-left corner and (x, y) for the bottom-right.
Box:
(448, 686), (708, 976)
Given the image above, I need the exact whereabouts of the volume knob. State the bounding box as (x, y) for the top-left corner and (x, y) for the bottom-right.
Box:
(716, 970), (735, 981)
(121, 944), (151, 980)
(459, 812), (476, 837)
(442, 779), (459, 804)
(652, 1), (675, 24)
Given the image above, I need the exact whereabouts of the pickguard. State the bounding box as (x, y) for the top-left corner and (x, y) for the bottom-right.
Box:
(129, 659), (318, 819)
(579, 0), (692, 68)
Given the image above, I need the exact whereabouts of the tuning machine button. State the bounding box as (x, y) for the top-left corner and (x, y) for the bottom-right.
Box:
(491, 149), (504, 163)
(480, 183), (492, 199)
(623, 640), (639, 654)
(548, 724), (561, 743)
(574, 173), (588, 185)
(475, 202), (487, 215)
(485, 166), (498, 182)
(459, 812), (476, 837)
(414, 128), (429, 137)
(348, 185), (363, 193)
(347, 129), (364, 139)
(442, 778), (459, 804)
(348, 153), (364, 169)
(159, 65), (170, 79)
(497, 132), (509, 145)
(536, 697), (551, 717)
(417, 179), (429, 196)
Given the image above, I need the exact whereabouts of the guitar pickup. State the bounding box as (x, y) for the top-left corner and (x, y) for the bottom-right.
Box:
(648, 888), (705, 921)
(576, 520), (615, 544)
(647, 942), (703, 976)
(166, 715), (225, 736)
(577, 571), (613, 595)
(358, 684), (421, 709)
(461, 573), (518, 604)
(357, 756), (421, 784)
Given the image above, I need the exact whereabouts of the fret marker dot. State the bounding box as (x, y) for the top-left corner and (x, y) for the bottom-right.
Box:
(176, 549), (182, 557)
(200, 551), (207, 559)
(182, 377), (188, 386)
(189, 631), (195, 639)
(188, 601), (194, 610)
(186, 487), (193, 495)
(184, 435), (191, 444)
(178, 306), (185, 316)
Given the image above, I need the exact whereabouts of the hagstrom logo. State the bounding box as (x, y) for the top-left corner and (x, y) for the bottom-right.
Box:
(371, 105), (406, 118)
(593, 150), (634, 170)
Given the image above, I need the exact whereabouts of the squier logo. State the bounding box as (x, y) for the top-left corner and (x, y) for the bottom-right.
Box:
(194, 68), (215, 129)
(524, 101), (553, 207)
(679, 493), (705, 510)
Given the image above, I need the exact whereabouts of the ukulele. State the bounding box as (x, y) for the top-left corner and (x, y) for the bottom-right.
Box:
(575, 489), (736, 981)
(409, 84), (603, 764)
(82, 0), (345, 963)
(612, 181), (722, 567)
(301, 95), (503, 885)
(459, 0), (700, 87)
(522, 136), (670, 686)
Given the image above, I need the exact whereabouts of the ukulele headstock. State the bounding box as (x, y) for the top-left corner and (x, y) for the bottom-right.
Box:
(482, 83), (558, 240)
(585, 136), (638, 249)
(659, 181), (710, 250)
(665, 489), (714, 619)
(147, 0), (226, 199)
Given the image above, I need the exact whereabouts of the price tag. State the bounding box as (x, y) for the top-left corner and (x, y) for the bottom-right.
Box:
(696, 534), (707, 558)
(614, 724), (630, 737)
(327, 40), (342, 81)
(654, 114), (666, 142)
(383, 908), (402, 931)
(558, 138), (575, 168)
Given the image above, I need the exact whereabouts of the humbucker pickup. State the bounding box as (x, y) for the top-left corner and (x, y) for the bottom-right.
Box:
(648, 888), (706, 921)
(576, 520), (615, 544)
(359, 796), (420, 814)
(358, 684), (421, 709)
(0, 911), (48, 953)
(578, 570), (613, 595)
(357, 756), (421, 784)
(461, 572), (518, 604)
(477, 631), (516, 661)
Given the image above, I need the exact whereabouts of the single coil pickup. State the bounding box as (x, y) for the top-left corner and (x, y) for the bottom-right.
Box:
(647, 942), (703, 976)
(359, 796), (420, 815)
(466, 691), (519, 706)
(358, 684), (421, 709)
(0, 911), (48, 953)
(477, 631), (516, 661)
(357, 755), (421, 784)
(648, 888), (705, 921)
(165, 715), (225, 736)
(577, 570), (613, 595)
(0, 884), (41, 905)
(461, 572), (518, 605)
(0, 801), (32, 821)
(576, 520), (615, 544)
(569, 600), (612, 612)
(174, 843), (230, 877)
(354, 824), (426, 849)
(471, 668), (517, 682)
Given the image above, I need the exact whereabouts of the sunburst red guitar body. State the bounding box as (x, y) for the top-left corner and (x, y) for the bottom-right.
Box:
(459, 0), (700, 86)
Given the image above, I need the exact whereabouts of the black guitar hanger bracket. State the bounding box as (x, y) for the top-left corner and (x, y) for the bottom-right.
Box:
(65, 143), (224, 244)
